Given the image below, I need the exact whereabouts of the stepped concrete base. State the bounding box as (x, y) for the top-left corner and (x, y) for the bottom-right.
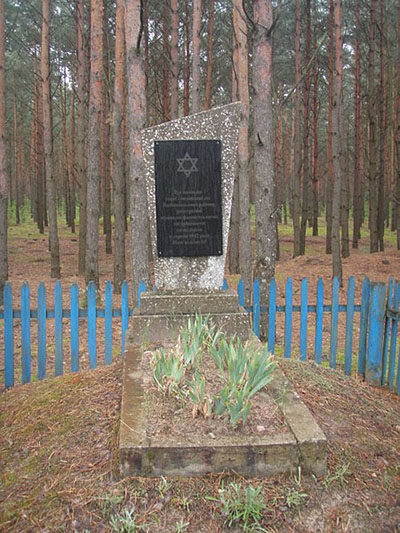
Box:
(118, 342), (327, 478)
(129, 290), (251, 345)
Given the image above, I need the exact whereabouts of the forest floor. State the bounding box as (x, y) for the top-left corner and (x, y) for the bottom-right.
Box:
(1, 212), (400, 531)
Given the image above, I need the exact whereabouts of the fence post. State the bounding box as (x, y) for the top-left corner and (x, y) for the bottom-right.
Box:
(358, 277), (370, 376)
(365, 282), (386, 386)
(37, 282), (46, 380)
(54, 280), (63, 377)
(268, 278), (276, 354)
(252, 278), (260, 338)
(21, 281), (31, 384)
(4, 282), (14, 388)
(87, 281), (97, 369)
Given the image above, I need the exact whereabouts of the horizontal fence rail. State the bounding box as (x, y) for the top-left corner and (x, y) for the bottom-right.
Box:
(1, 276), (399, 396)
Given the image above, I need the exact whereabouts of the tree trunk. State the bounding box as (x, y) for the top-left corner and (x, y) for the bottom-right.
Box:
(184, 0), (190, 116)
(377, 0), (385, 251)
(368, 0), (379, 253)
(69, 66), (76, 233)
(41, 0), (60, 278)
(162, 0), (170, 121)
(352, 0), (362, 248)
(299, 0), (311, 255)
(312, 24), (319, 236)
(77, 0), (87, 273)
(332, 0), (343, 285)
(326, 0), (334, 255)
(0, 0), (8, 302)
(102, 7), (112, 254)
(124, 0), (151, 305)
(13, 86), (20, 225)
(253, 0), (276, 339)
(234, 0), (252, 304)
(192, 0), (201, 113)
(228, 4), (239, 275)
(85, 0), (103, 285)
(113, 0), (126, 293)
(341, 127), (350, 258)
(204, 0), (215, 110)
(170, 0), (179, 119)
(292, 0), (301, 257)
(396, 0), (400, 249)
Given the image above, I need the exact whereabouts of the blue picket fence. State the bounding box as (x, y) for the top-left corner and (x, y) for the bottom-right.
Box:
(1, 276), (399, 395)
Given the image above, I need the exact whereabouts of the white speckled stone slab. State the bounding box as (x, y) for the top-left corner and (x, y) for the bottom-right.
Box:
(141, 103), (240, 291)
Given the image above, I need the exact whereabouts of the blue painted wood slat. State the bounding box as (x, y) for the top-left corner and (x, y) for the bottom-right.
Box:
(21, 282), (31, 384)
(253, 278), (260, 338)
(37, 282), (46, 380)
(222, 278), (229, 291)
(121, 280), (129, 355)
(388, 281), (400, 390)
(329, 277), (339, 369)
(315, 278), (324, 364)
(300, 278), (308, 361)
(138, 280), (146, 308)
(365, 282), (387, 386)
(70, 283), (79, 373)
(54, 280), (63, 377)
(344, 276), (355, 375)
(284, 277), (293, 358)
(4, 282), (14, 388)
(381, 277), (393, 385)
(105, 281), (112, 365)
(87, 281), (97, 369)
(358, 277), (370, 376)
(268, 278), (276, 354)
(237, 279), (244, 309)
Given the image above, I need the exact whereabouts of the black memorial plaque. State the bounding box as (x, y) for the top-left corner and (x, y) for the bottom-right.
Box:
(155, 140), (222, 257)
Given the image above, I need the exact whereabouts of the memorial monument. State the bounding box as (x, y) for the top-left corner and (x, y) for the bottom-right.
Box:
(129, 102), (250, 344)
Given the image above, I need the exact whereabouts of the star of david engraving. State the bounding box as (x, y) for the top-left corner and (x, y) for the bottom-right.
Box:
(176, 152), (199, 178)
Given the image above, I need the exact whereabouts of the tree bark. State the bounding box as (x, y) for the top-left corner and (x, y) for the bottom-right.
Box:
(234, 0), (252, 304)
(41, 0), (60, 278)
(326, 0), (334, 255)
(253, 0), (277, 339)
(396, 0), (400, 249)
(170, 0), (179, 119)
(113, 0), (126, 293)
(77, 0), (87, 273)
(162, 0), (170, 121)
(368, 0), (378, 253)
(85, 0), (103, 285)
(192, 0), (202, 113)
(332, 0), (343, 285)
(292, 0), (301, 257)
(0, 0), (8, 302)
(102, 6), (112, 254)
(352, 0), (362, 248)
(312, 24), (319, 236)
(125, 0), (151, 305)
(184, 0), (190, 116)
(204, 0), (215, 110)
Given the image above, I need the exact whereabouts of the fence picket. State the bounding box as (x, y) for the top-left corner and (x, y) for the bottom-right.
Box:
(105, 281), (112, 365)
(268, 278), (276, 354)
(365, 282), (386, 386)
(87, 281), (97, 369)
(70, 283), (79, 373)
(300, 278), (308, 361)
(315, 278), (324, 364)
(37, 282), (46, 380)
(122, 280), (129, 355)
(4, 282), (14, 388)
(222, 278), (229, 291)
(252, 279), (260, 337)
(54, 280), (63, 377)
(329, 277), (339, 369)
(358, 277), (370, 376)
(344, 277), (355, 375)
(388, 281), (400, 390)
(382, 277), (393, 385)
(237, 279), (244, 308)
(284, 277), (293, 358)
(21, 282), (31, 384)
